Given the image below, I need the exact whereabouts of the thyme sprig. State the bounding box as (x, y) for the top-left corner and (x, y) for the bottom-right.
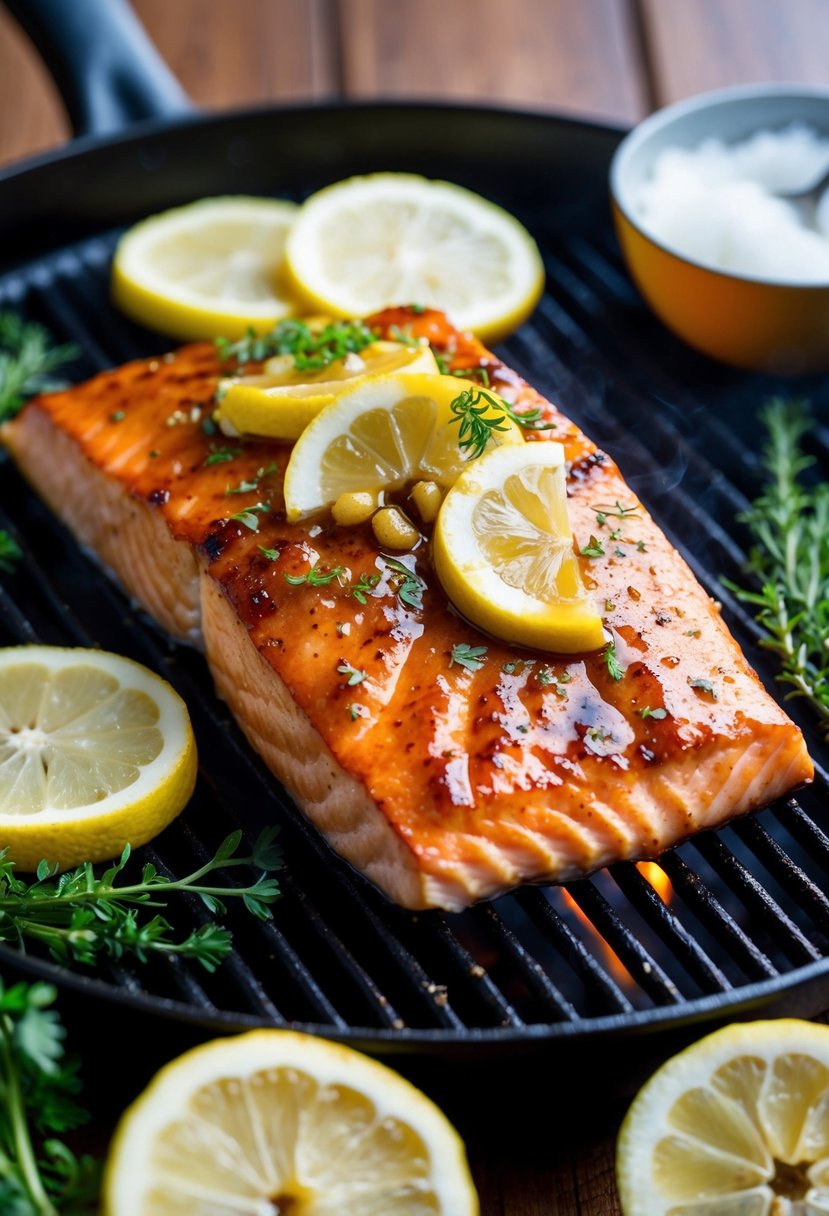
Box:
(449, 388), (556, 459)
(216, 319), (378, 369)
(0, 978), (99, 1216)
(0, 314), (78, 423)
(726, 400), (829, 731)
(0, 828), (282, 971)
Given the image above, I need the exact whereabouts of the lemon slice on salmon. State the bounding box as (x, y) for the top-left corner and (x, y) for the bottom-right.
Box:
(112, 196), (299, 341)
(433, 443), (605, 653)
(103, 1029), (479, 1215)
(283, 371), (524, 521)
(616, 1019), (829, 1216)
(0, 646), (196, 870)
(216, 339), (440, 441)
(285, 173), (544, 343)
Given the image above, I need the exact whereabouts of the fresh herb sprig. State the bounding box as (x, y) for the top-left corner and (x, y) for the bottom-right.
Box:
(0, 828), (282, 972)
(216, 319), (378, 369)
(449, 387), (556, 459)
(0, 978), (99, 1216)
(0, 314), (78, 423)
(726, 400), (829, 730)
(0, 530), (22, 573)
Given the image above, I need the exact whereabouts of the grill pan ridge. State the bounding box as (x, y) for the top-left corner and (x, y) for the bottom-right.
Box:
(2, 112), (829, 1058)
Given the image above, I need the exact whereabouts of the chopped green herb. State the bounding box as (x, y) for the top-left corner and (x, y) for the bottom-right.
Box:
(285, 565), (346, 587)
(410, 303), (426, 314)
(201, 416), (217, 437)
(591, 499), (641, 520)
(349, 704), (362, 720)
(338, 664), (367, 686)
(690, 678), (717, 699)
(0, 531), (22, 574)
(149, 449), (160, 459)
(382, 556), (426, 611)
(636, 539), (647, 553)
(579, 535), (605, 559)
(351, 572), (381, 604)
(217, 319), (378, 369)
(0, 313), (77, 422)
(229, 503), (269, 532)
(226, 477), (261, 495)
(259, 546), (280, 561)
(388, 324), (421, 348)
(605, 599), (616, 612)
(587, 726), (612, 743)
(109, 409), (125, 423)
(639, 706), (668, 720)
(684, 629), (701, 638)
(205, 445), (242, 466)
(537, 668), (571, 698)
(603, 642), (625, 681)
(614, 548), (626, 559)
(450, 643), (488, 672)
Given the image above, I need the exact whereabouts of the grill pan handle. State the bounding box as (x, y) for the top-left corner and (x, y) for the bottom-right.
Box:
(3, 0), (193, 138)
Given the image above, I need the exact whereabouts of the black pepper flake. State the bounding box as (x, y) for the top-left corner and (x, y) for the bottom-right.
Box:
(147, 488), (170, 506)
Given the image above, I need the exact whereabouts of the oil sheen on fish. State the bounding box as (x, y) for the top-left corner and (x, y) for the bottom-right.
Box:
(2, 308), (813, 910)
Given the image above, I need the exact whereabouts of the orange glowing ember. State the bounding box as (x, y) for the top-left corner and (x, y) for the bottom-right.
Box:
(562, 862), (673, 987)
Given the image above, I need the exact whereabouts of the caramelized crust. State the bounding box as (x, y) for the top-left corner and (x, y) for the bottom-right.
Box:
(2, 309), (813, 909)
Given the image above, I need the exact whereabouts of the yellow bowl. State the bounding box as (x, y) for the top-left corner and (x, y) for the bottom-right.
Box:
(610, 84), (829, 374)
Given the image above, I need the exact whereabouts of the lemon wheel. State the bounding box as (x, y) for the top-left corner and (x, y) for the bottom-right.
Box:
(433, 442), (605, 653)
(0, 646), (196, 870)
(282, 371), (523, 521)
(616, 1019), (829, 1215)
(103, 1029), (479, 1215)
(217, 338), (440, 441)
(112, 196), (299, 341)
(285, 173), (544, 343)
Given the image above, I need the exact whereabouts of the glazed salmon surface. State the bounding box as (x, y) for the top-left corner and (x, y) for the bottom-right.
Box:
(2, 307), (813, 910)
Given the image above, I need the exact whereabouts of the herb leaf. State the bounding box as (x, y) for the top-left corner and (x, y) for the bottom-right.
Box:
(0, 314), (78, 423)
(382, 556), (426, 611)
(449, 387), (556, 459)
(285, 565), (346, 587)
(0, 828), (282, 972)
(603, 642), (625, 681)
(0, 531), (22, 574)
(337, 664), (367, 686)
(725, 400), (829, 731)
(450, 643), (488, 672)
(217, 319), (378, 369)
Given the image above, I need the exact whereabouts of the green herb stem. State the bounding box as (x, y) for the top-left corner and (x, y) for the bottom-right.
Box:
(0, 1019), (57, 1216)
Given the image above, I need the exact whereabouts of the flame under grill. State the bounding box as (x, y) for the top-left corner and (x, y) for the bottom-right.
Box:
(2, 211), (829, 1054)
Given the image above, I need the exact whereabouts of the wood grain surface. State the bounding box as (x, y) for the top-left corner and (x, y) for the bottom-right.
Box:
(0, 1), (825, 1212)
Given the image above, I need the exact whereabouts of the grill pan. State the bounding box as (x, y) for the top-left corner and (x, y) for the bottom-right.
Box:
(2, 0), (829, 1076)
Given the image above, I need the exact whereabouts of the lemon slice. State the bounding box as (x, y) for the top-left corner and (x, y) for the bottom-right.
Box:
(283, 371), (523, 521)
(112, 196), (299, 341)
(285, 173), (544, 344)
(0, 646), (196, 871)
(433, 443), (605, 653)
(216, 339), (440, 441)
(616, 1019), (829, 1216)
(103, 1028), (479, 1215)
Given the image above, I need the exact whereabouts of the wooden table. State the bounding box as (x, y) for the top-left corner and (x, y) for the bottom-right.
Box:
(1, 2), (827, 1212)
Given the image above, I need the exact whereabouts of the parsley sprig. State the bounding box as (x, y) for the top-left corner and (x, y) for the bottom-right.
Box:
(449, 388), (556, 459)
(216, 319), (378, 369)
(0, 828), (282, 971)
(0, 978), (99, 1216)
(726, 401), (829, 731)
(0, 314), (78, 423)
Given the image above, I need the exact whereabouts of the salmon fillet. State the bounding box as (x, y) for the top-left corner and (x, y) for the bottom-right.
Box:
(1, 307), (813, 910)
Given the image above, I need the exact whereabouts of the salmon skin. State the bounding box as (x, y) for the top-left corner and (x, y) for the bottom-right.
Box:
(2, 307), (813, 910)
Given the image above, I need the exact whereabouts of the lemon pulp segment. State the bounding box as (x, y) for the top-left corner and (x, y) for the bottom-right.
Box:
(0, 646), (196, 870)
(282, 372), (523, 521)
(285, 173), (544, 343)
(112, 196), (299, 340)
(433, 443), (605, 653)
(616, 1019), (829, 1216)
(103, 1030), (479, 1215)
(216, 339), (440, 440)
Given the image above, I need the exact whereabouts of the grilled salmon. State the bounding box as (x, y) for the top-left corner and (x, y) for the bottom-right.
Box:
(2, 308), (813, 910)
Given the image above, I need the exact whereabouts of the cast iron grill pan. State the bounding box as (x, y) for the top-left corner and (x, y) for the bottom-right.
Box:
(2, 111), (829, 1058)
